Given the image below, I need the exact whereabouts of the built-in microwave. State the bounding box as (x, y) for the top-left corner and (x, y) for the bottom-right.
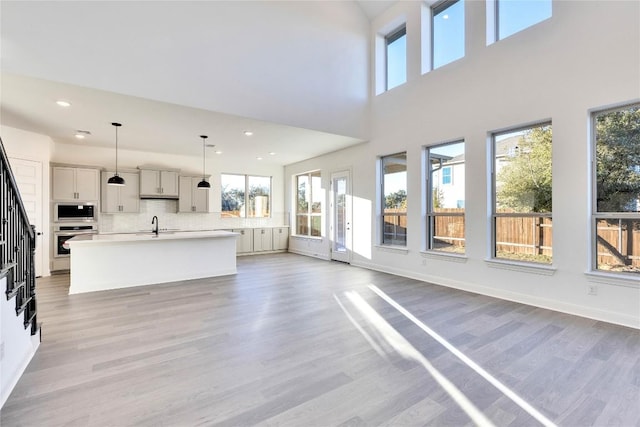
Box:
(54, 202), (97, 222)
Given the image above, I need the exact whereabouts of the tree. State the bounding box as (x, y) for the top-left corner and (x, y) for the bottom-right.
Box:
(221, 186), (244, 212)
(432, 186), (445, 209)
(496, 126), (552, 213)
(385, 189), (407, 210)
(595, 106), (640, 212)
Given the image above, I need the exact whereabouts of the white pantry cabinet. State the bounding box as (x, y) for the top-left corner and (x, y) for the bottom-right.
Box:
(101, 171), (140, 213)
(178, 176), (210, 213)
(139, 168), (179, 198)
(52, 166), (99, 201)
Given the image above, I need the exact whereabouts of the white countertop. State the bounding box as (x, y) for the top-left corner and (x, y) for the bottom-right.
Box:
(68, 230), (238, 245)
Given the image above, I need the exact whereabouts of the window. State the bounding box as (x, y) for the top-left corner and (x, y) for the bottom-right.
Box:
(492, 123), (552, 264)
(296, 171), (322, 237)
(381, 152), (407, 246)
(592, 103), (640, 274)
(496, 0), (552, 40)
(221, 174), (271, 218)
(442, 166), (452, 185)
(386, 26), (407, 90)
(432, 0), (464, 70)
(427, 141), (465, 253)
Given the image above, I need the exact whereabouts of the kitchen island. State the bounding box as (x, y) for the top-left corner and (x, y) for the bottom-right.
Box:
(67, 230), (238, 294)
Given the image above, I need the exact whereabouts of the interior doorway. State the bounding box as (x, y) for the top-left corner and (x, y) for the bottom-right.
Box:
(330, 170), (352, 263)
(9, 157), (44, 277)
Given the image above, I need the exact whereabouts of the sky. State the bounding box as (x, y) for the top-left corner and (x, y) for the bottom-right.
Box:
(386, 0), (552, 88)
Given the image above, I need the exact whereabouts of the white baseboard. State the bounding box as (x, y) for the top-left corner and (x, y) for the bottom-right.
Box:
(288, 247), (331, 261)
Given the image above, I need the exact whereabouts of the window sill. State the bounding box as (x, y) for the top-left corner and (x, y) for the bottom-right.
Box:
(584, 271), (640, 289)
(485, 258), (556, 276)
(375, 245), (409, 254)
(291, 235), (323, 241)
(421, 251), (467, 263)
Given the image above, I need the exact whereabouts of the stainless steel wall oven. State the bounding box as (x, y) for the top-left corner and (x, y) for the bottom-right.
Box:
(53, 224), (98, 257)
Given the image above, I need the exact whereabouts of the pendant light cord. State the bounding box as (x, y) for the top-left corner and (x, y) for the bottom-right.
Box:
(115, 125), (119, 176)
(200, 135), (208, 180)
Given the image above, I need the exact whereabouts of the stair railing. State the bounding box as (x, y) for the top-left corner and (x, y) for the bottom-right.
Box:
(0, 137), (38, 335)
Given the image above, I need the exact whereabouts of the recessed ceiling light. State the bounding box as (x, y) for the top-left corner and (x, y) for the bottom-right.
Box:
(75, 130), (91, 139)
(244, 130), (253, 136)
(269, 152), (276, 156)
(256, 157), (263, 160)
(56, 100), (71, 107)
(215, 150), (223, 155)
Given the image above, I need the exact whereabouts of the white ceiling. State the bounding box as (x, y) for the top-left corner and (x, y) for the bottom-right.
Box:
(0, 1), (397, 166)
(356, 0), (397, 20)
(1, 73), (363, 165)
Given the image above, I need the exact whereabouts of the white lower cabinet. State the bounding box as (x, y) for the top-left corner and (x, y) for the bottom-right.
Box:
(253, 228), (273, 252)
(228, 227), (288, 255)
(272, 227), (289, 250)
(232, 229), (253, 254)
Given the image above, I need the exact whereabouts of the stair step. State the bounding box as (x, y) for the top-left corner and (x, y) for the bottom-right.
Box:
(6, 279), (25, 300)
(16, 294), (32, 315)
(1, 262), (17, 279)
(23, 309), (37, 330)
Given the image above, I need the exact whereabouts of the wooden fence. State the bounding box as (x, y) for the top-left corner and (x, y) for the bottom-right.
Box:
(596, 218), (640, 269)
(379, 210), (639, 268)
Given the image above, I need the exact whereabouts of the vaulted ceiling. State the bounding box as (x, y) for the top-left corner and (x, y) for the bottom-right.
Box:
(0, 1), (398, 165)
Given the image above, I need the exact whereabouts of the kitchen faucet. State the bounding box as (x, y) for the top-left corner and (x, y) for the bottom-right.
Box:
(151, 215), (159, 235)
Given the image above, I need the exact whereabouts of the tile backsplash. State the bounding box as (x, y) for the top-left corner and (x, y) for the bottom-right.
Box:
(100, 199), (287, 233)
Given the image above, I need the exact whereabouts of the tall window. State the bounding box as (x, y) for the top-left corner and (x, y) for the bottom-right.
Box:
(221, 174), (271, 218)
(427, 141), (465, 253)
(381, 152), (407, 246)
(497, 0), (552, 40)
(386, 25), (407, 90)
(592, 104), (640, 274)
(432, 0), (464, 70)
(492, 123), (552, 264)
(296, 171), (322, 237)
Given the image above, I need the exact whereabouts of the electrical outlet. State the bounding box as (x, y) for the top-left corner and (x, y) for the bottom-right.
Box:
(588, 285), (598, 296)
(421, 258), (427, 266)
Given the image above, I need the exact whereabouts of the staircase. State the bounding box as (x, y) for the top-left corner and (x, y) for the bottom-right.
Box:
(0, 137), (39, 336)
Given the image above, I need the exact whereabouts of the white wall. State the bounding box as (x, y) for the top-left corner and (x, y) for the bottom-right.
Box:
(52, 142), (286, 231)
(1, 126), (53, 277)
(286, 1), (640, 327)
(0, 276), (40, 408)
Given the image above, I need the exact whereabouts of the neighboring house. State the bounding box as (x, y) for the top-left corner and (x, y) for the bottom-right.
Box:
(432, 135), (522, 209)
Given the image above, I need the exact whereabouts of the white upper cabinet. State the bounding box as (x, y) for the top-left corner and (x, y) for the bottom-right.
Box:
(52, 166), (99, 201)
(178, 176), (209, 213)
(101, 171), (140, 213)
(139, 169), (179, 198)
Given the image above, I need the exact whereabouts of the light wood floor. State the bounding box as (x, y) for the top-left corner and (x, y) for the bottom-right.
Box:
(2, 253), (639, 426)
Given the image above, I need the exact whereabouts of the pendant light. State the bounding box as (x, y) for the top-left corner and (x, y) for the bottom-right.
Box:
(197, 135), (211, 189)
(107, 122), (125, 186)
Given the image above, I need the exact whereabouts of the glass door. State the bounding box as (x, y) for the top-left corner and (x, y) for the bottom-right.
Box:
(331, 170), (351, 263)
